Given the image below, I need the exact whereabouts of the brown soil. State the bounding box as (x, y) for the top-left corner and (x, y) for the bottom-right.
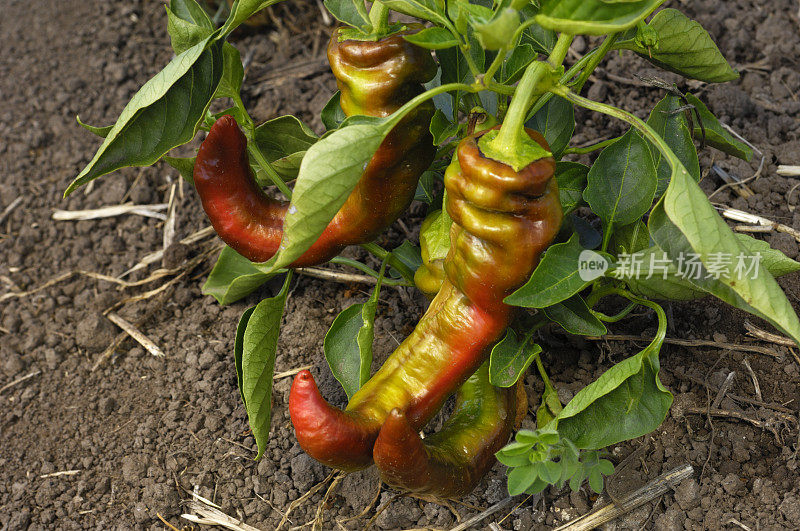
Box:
(1, 0), (799, 529)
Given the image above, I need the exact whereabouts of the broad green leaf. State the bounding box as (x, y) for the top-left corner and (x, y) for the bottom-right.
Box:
(540, 460), (562, 484)
(202, 246), (279, 305)
(588, 468), (604, 493)
(645, 94), (700, 196)
(489, 329), (542, 387)
(241, 274), (292, 459)
(391, 241), (423, 275)
(419, 207), (452, 263)
(65, 37), (223, 196)
(379, 0), (449, 26)
(544, 295), (607, 335)
(583, 129), (657, 234)
(430, 110), (460, 145)
(649, 200), (800, 344)
(221, 0), (285, 36)
(737, 233), (800, 277)
(252, 115), (317, 180)
(617, 8), (738, 83)
(321, 91), (347, 131)
(526, 95), (574, 160)
(166, 0), (214, 54)
(324, 0), (371, 29)
(404, 26), (459, 49)
(555, 161), (588, 213)
(522, 19), (557, 55)
(414, 170), (438, 204)
(536, 0), (664, 35)
(685, 93), (752, 161)
(214, 42), (245, 100)
(505, 233), (593, 308)
(234, 306), (257, 406)
(501, 43), (537, 84)
(258, 118), (390, 272)
(324, 266), (384, 398)
(76, 116), (112, 138)
(163, 155), (195, 184)
(507, 464), (541, 495)
(556, 330), (672, 449)
(608, 220), (649, 256)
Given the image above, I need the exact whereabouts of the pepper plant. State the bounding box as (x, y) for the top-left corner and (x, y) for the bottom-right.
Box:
(66, 0), (800, 498)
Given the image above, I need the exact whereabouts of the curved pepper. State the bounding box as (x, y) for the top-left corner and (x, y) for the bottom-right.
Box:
(289, 127), (562, 470)
(373, 362), (526, 497)
(192, 29), (436, 268)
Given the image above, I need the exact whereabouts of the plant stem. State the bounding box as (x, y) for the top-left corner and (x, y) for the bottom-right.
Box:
(247, 143), (293, 199)
(552, 85), (682, 170)
(548, 33), (574, 68)
(484, 61), (548, 160)
(573, 33), (619, 93)
(384, 82), (476, 130)
(483, 47), (509, 85)
(368, 1), (389, 34)
(360, 242), (415, 283)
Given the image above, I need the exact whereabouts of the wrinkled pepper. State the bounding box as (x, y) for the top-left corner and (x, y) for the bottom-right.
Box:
(289, 127), (562, 471)
(373, 362), (527, 497)
(192, 29), (436, 267)
(413, 210), (448, 299)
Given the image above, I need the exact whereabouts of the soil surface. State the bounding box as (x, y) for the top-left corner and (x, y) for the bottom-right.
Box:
(1, 0), (800, 529)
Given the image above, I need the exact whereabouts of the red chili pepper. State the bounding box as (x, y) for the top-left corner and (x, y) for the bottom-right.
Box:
(192, 29), (436, 267)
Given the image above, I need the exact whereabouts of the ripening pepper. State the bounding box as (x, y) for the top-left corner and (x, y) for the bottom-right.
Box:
(192, 28), (436, 268)
(289, 127), (562, 471)
(373, 361), (527, 497)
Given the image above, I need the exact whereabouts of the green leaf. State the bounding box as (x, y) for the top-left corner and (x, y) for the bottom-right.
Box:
(645, 94), (700, 196)
(540, 460), (563, 484)
(65, 37), (223, 196)
(489, 329), (542, 387)
(234, 306), (257, 407)
(321, 91), (347, 131)
(403, 26), (459, 49)
(536, 0), (664, 35)
(507, 464), (541, 495)
(419, 207), (452, 263)
(649, 201), (800, 344)
(521, 20), (558, 55)
(414, 170), (438, 204)
(536, 380), (563, 428)
(163, 155), (195, 184)
(202, 246), (279, 305)
(544, 295), (607, 336)
(221, 0), (285, 36)
(501, 43), (537, 84)
(324, 265), (385, 399)
(472, 8), (521, 50)
(496, 452), (533, 467)
(241, 274), (292, 459)
(526, 96), (575, 160)
(617, 8), (739, 83)
(166, 0), (214, 54)
(214, 42), (245, 100)
(685, 93), (753, 161)
(430, 110), (460, 145)
(556, 327), (673, 449)
(588, 468), (604, 493)
(737, 233), (800, 278)
(608, 220), (650, 256)
(257, 117), (391, 272)
(505, 233), (593, 308)
(324, 0), (371, 29)
(378, 0), (449, 26)
(76, 116), (112, 138)
(555, 162), (588, 214)
(391, 241), (423, 275)
(583, 129), (657, 235)
(252, 115), (318, 180)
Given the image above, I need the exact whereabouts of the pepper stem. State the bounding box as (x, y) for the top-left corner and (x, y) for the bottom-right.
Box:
(368, 1), (389, 35)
